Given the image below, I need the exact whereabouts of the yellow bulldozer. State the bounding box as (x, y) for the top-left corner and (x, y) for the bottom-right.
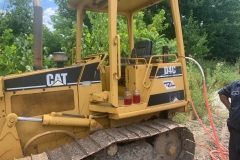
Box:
(0, 0), (195, 159)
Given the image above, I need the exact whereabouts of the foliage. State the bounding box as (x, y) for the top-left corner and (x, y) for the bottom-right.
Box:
(81, 10), (177, 57)
(2, 0), (33, 35)
(179, 0), (240, 62)
(174, 58), (240, 123)
(43, 25), (62, 56)
(0, 29), (33, 75)
(182, 12), (209, 59)
(187, 60), (207, 119)
(84, 12), (109, 55)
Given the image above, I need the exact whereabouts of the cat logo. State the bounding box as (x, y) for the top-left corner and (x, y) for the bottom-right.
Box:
(46, 73), (68, 87)
(163, 80), (176, 89)
(173, 97), (179, 102)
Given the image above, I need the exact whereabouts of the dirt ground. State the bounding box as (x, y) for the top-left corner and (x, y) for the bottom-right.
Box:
(184, 113), (229, 160)
(185, 94), (230, 160)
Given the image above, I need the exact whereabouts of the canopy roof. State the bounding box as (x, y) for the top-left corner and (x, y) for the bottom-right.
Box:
(68, 0), (163, 14)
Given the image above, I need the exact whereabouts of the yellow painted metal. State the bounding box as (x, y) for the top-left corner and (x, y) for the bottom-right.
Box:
(68, 0), (164, 15)
(125, 65), (151, 103)
(0, 113), (23, 160)
(170, 0), (190, 105)
(42, 114), (91, 126)
(0, 0), (192, 159)
(108, 0), (118, 107)
(0, 77), (3, 97)
(90, 102), (147, 114)
(0, 113), (19, 140)
(114, 35), (121, 80)
(97, 52), (107, 74)
(126, 13), (134, 53)
(4, 86), (79, 116)
(89, 91), (109, 103)
(71, 47), (76, 64)
(109, 101), (188, 120)
(76, 1), (88, 62)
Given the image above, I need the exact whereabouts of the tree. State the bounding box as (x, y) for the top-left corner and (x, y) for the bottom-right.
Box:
(0, 29), (34, 75)
(182, 12), (209, 59)
(3, 0), (33, 35)
(42, 25), (62, 55)
(179, 0), (240, 61)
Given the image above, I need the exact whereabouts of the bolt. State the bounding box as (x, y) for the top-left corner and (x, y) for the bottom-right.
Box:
(9, 118), (15, 123)
(91, 121), (97, 128)
(166, 143), (177, 155)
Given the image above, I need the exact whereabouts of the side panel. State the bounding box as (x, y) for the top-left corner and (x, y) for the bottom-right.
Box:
(0, 61), (103, 158)
(148, 63), (185, 107)
(4, 66), (82, 91)
(125, 62), (186, 107)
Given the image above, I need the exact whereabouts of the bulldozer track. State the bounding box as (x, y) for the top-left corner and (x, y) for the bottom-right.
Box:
(15, 119), (195, 160)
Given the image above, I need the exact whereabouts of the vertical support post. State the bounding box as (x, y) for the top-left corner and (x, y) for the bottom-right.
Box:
(33, 0), (43, 70)
(126, 13), (134, 55)
(169, 0), (190, 105)
(108, 0), (118, 107)
(76, 6), (84, 62)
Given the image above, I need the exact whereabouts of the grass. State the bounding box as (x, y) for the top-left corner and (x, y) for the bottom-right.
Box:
(173, 58), (240, 123)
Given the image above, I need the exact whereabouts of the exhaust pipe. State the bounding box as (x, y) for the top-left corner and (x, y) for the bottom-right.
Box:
(33, 0), (42, 70)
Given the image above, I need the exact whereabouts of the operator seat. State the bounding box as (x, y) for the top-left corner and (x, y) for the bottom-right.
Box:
(119, 40), (153, 87)
(131, 40), (153, 60)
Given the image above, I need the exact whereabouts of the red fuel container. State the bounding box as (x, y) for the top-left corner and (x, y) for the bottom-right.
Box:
(133, 90), (140, 104)
(124, 90), (132, 105)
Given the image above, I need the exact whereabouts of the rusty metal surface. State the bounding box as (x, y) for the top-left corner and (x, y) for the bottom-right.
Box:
(178, 150), (195, 160)
(12, 90), (74, 117)
(104, 128), (128, 142)
(47, 147), (71, 160)
(31, 153), (49, 160)
(90, 130), (115, 148)
(33, 0), (43, 70)
(15, 157), (32, 160)
(16, 118), (195, 160)
(125, 125), (150, 138)
(133, 123), (159, 136)
(180, 128), (195, 155)
(62, 142), (86, 159)
(154, 118), (180, 129)
(143, 121), (169, 132)
(76, 136), (101, 155)
(116, 127), (139, 140)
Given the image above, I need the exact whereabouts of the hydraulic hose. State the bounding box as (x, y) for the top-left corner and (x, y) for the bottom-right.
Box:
(185, 57), (228, 160)
(190, 99), (229, 159)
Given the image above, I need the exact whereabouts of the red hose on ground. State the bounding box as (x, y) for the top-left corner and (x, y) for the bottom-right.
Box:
(203, 80), (227, 160)
(185, 56), (228, 159)
(189, 80), (229, 159)
(190, 98), (229, 159)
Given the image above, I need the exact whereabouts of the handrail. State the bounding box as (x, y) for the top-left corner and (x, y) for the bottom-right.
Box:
(142, 63), (152, 89)
(125, 58), (147, 65)
(72, 47), (76, 64)
(114, 35), (121, 80)
(142, 54), (178, 89)
(150, 54), (178, 63)
(86, 52), (105, 58)
(97, 52), (107, 70)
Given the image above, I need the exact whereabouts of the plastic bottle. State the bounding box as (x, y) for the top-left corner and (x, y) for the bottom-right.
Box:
(124, 90), (132, 105)
(133, 90), (141, 104)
